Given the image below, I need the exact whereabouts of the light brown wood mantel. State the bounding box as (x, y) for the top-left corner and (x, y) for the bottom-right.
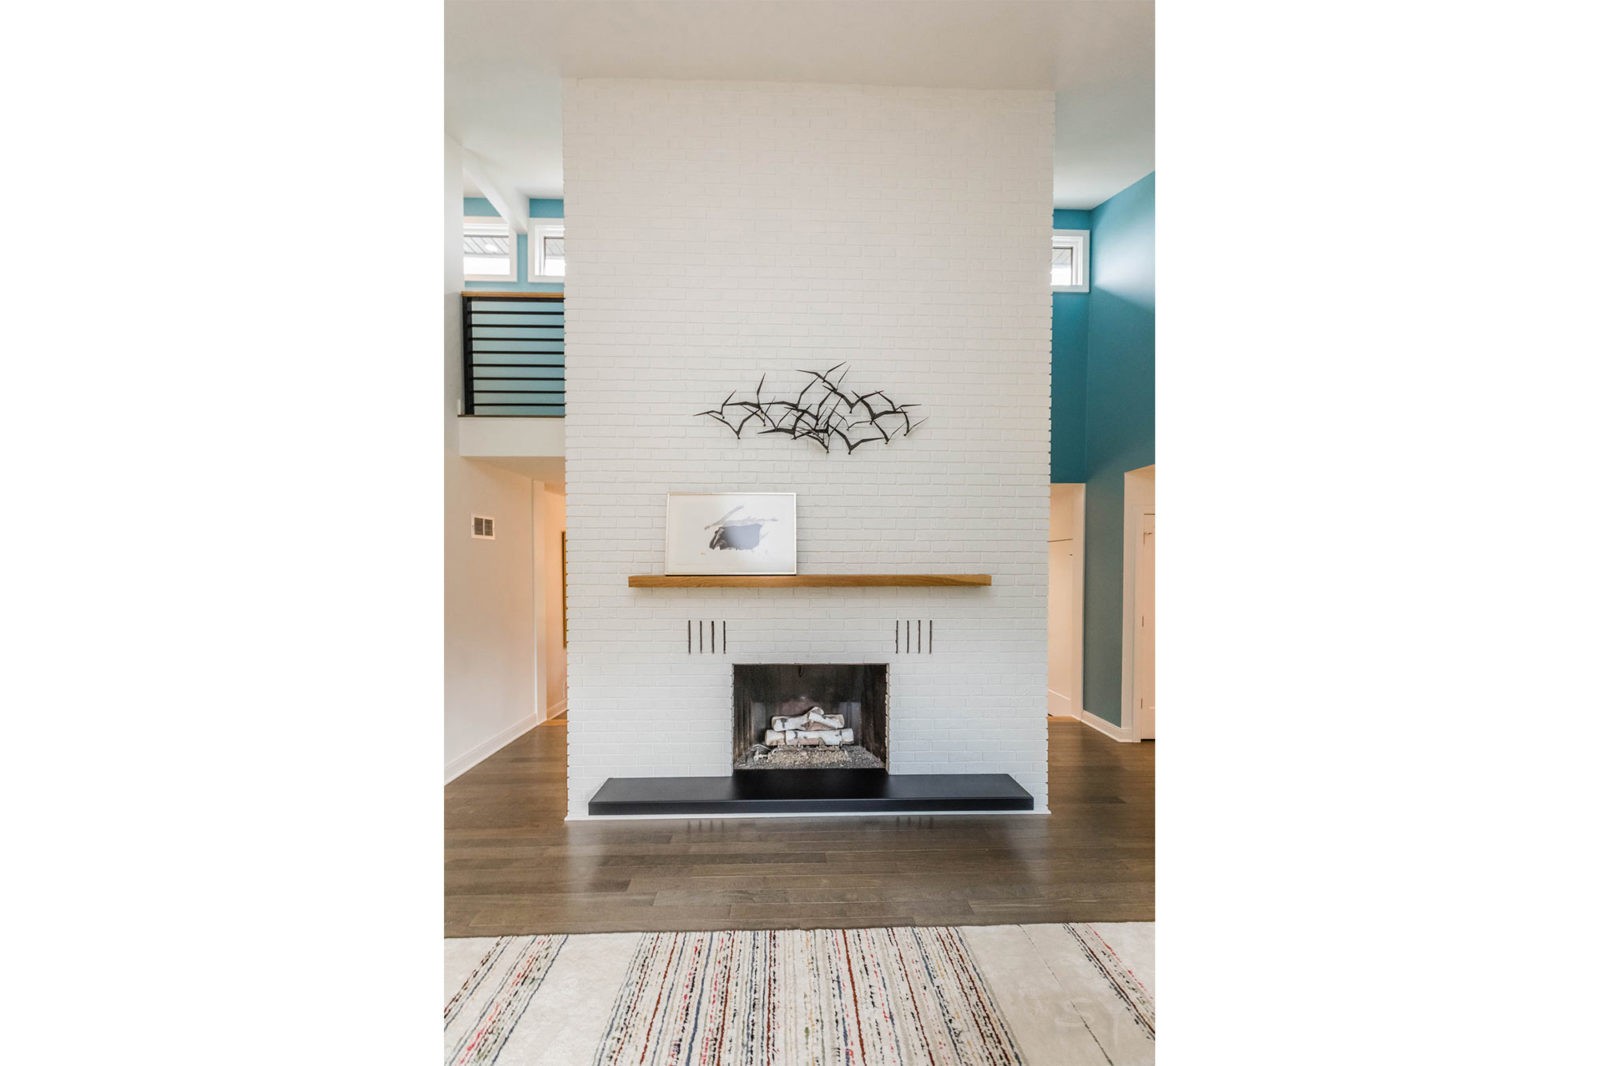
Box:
(627, 574), (992, 588)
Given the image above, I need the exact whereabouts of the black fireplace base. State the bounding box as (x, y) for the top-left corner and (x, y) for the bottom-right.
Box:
(587, 769), (1033, 816)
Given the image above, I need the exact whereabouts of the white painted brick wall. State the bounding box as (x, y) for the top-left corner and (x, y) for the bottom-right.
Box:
(562, 79), (1054, 817)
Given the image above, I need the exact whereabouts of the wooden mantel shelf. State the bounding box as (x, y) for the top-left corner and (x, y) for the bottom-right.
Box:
(628, 574), (992, 588)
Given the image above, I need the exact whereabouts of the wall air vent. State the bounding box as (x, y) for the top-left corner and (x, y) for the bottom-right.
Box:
(472, 515), (495, 540)
(688, 620), (727, 654)
(895, 619), (934, 654)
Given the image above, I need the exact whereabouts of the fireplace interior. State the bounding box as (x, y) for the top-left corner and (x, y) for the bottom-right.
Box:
(732, 663), (887, 771)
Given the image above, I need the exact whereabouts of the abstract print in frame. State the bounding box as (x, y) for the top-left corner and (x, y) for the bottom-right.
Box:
(664, 492), (797, 575)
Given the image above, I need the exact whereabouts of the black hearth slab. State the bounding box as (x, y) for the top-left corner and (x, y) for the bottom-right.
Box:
(588, 770), (1033, 815)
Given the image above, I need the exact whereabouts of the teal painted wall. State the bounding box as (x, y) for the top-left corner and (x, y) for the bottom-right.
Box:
(1051, 208), (1092, 482)
(1081, 172), (1156, 725)
(462, 197), (564, 292)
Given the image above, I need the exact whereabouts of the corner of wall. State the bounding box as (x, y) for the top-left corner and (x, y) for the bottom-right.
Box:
(1079, 171), (1156, 727)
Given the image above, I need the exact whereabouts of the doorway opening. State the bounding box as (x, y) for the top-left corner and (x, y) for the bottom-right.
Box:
(1047, 484), (1085, 718)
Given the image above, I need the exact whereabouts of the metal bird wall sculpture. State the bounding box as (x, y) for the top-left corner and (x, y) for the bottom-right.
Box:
(696, 363), (925, 454)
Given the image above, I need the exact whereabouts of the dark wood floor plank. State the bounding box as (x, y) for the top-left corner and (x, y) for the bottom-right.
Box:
(444, 717), (1154, 936)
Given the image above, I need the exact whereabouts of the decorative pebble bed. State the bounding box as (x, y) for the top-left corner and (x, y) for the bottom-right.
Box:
(733, 744), (886, 771)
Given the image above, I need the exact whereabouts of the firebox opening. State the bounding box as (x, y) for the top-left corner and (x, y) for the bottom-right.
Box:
(732, 663), (888, 771)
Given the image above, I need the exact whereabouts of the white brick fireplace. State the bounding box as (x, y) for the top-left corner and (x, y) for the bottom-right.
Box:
(562, 78), (1054, 817)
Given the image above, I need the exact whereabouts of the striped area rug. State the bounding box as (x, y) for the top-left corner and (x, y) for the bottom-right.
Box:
(444, 922), (1154, 1066)
(444, 936), (567, 1066)
(1065, 923), (1155, 1040)
(595, 927), (1022, 1065)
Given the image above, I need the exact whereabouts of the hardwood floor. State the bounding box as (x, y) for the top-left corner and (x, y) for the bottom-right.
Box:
(445, 717), (1153, 937)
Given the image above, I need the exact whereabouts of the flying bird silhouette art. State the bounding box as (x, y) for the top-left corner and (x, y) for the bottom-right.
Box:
(696, 363), (924, 454)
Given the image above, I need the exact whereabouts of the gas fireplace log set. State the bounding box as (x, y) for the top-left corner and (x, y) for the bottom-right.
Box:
(759, 707), (855, 750)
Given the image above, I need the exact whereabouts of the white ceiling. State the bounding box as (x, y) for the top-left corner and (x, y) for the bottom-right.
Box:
(446, 0), (1153, 211)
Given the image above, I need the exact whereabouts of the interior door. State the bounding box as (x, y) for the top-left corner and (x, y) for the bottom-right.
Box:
(1133, 511), (1155, 739)
(1047, 536), (1079, 715)
(1047, 484), (1084, 718)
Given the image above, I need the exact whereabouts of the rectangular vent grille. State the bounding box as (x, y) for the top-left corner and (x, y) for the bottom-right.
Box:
(895, 619), (933, 654)
(472, 515), (495, 539)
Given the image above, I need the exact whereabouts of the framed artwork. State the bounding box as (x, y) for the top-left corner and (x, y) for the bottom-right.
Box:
(665, 492), (797, 575)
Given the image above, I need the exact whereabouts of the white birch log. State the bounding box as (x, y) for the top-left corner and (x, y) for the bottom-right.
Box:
(764, 727), (854, 746)
(771, 709), (846, 731)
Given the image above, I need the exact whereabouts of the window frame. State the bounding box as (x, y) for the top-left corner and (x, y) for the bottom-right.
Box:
(463, 216), (516, 283)
(1051, 229), (1089, 293)
(531, 220), (566, 280)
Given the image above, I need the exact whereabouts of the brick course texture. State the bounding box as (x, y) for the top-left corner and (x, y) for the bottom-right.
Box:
(562, 79), (1054, 817)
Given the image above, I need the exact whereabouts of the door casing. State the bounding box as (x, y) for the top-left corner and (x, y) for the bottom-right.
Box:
(1119, 466), (1156, 740)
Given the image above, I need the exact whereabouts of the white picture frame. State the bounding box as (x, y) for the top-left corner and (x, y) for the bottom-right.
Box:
(665, 492), (798, 575)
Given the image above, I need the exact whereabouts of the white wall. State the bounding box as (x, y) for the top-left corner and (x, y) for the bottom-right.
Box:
(444, 135), (541, 781)
(562, 79), (1055, 817)
(456, 416), (564, 463)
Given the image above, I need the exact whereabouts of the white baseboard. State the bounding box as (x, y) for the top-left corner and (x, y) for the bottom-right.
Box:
(1046, 688), (1076, 717)
(547, 699), (568, 719)
(1052, 705), (1137, 742)
(444, 711), (542, 783)
(1079, 707), (1137, 742)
